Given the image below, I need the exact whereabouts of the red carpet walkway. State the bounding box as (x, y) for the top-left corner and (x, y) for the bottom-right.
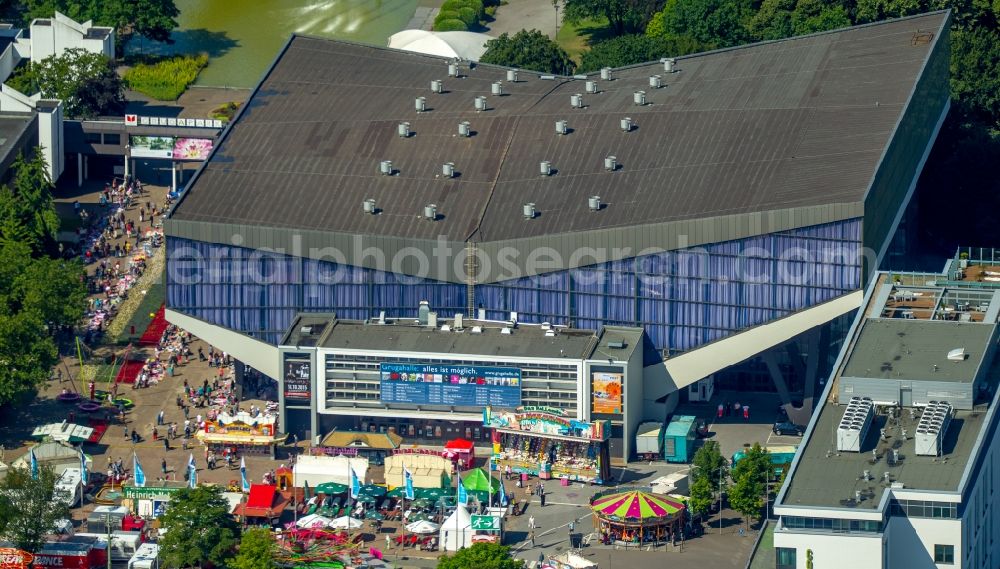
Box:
(139, 305), (167, 346)
(115, 360), (143, 384)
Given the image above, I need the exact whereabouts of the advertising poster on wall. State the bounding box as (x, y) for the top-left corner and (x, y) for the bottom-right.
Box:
(172, 138), (214, 161)
(283, 358), (311, 400)
(129, 135), (175, 159)
(591, 372), (623, 414)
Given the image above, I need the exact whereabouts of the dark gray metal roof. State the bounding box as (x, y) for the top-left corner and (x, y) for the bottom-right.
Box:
(171, 12), (949, 244)
(842, 319), (994, 383)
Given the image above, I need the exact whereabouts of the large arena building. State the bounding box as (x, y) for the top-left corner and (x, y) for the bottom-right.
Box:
(165, 12), (952, 448)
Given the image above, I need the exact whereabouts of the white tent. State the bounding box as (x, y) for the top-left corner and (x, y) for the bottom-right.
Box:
(439, 504), (473, 551)
(293, 455), (368, 487)
(387, 30), (492, 61)
(406, 519), (440, 534)
(329, 516), (363, 530)
(296, 514), (334, 528)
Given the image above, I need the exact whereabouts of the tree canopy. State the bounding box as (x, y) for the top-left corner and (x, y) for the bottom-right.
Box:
(691, 440), (729, 489)
(158, 485), (239, 568)
(578, 34), (703, 71)
(564, 0), (665, 35)
(229, 528), (277, 569)
(0, 465), (71, 552)
(481, 30), (577, 75)
(9, 49), (125, 119)
(437, 543), (525, 569)
(22, 0), (180, 52)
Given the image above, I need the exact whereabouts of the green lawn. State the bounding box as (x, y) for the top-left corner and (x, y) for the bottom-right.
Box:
(748, 521), (776, 569)
(111, 280), (165, 345)
(556, 17), (612, 63)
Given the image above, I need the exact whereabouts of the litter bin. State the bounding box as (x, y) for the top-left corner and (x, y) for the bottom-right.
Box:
(560, 477), (569, 487)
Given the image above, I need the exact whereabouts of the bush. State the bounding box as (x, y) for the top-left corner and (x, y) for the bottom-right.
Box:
(211, 101), (242, 123)
(123, 53), (209, 101)
(457, 7), (478, 26)
(434, 18), (469, 31)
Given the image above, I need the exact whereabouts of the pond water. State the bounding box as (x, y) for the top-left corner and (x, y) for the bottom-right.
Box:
(132, 0), (419, 88)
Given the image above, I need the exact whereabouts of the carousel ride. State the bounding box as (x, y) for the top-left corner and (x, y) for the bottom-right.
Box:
(589, 487), (687, 546)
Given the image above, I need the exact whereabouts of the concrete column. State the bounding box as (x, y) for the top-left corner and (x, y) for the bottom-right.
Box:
(124, 155), (129, 178)
(762, 349), (794, 409)
(83, 155), (88, 180)
(77, 153), (83, 187)
(171, 161), (177, 192)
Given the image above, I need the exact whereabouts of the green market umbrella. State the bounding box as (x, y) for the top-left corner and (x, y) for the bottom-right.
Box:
(365, 510), (384, 520)
(357, 494), (377, 505)
(417, 487), (447, 500)
(316, 482), (348, 495)
(359, 484), (386, 497)
(386, 487), (405, 498)
(410, 498), (432, 509)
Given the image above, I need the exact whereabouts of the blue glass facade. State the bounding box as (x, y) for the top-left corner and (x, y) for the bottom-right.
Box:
(167, 218), (861, 351)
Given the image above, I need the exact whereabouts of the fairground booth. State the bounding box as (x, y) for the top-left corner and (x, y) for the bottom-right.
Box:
(486, 406), (611, 484)
(443, 438), (475, 469)
(590, 488), (686, 546)
(196, 411), (284, 458)
(231, 484), (291, 525)
(314, 430), (402, 466)
(384, 451), (452, 488)
(292, 455), (368, 488)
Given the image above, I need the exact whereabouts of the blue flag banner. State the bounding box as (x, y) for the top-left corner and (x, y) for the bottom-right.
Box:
(133, 453), (146, 487)
(187, 453), (197, 489)
(350, 467), (360, 499)
(29, 448), (38, 480)
(404, 467), (415, 501)
(80, 450), (89, 486)
(240, 457), (250, 493)
(458, 478), (468, 504)
(500, 483), (509, 507)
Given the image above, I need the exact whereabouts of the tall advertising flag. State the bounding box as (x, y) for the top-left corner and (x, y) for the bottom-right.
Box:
(187, 453), (197, 489)
(240, 456), (250, 493)
(457, 477), (468, 504)
(404, 467), (415, 501)
(133, 453), (146, 487)
(80, 449), (88, 485)
(29, 448), (38, 480)
(350, 467), (360, 499)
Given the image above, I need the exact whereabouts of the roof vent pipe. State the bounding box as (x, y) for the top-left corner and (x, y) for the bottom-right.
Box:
(379, 160), (393, 175)
(397, 122), (410, 138)
(600, 67), (612, 81)
(431, 80), (443, 94)
(448, 62), (458, 77)
(458, 121), (471, 137)
(418, 300), (430, 324)
(415, 96), (426, 112)
(555, 120), (567, 135)
(649, 75), (662, 89)
(634, 90), (646, 106)
(491, 81), (503, 96)
(585, 80), (598, 94)
(588, 196), (602, 211)
(363, 198), (376, 214)
(604, 155), (617, 171)
(523, 203), (536, 219)
(506, 69), (518, 82)
(621, 117), (633, 132)
(442, 162), (455, 178)
(663, 58), (676, 73)
(540, 161), (552, 176)
(475, 95), (488, 111)
(571, 93), (583, 108)
(423, 204), (437, 220)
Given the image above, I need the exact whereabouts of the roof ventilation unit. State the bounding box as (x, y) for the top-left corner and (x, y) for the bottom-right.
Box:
(571, 93), (583, 108)
(540, 161), (552, 176)
(588, 195), (602, 211)
(501, 327), (512, 335)
(947, 348), (967, 361)
(555, 120), (568, 135)
(448, 62), (459, 77)
(423, 204), (437, 220)
(662, 58), (676, 73)
(475, 96), (488, 111)
(600, 67), (613, 81)
(585, 80), (598, 94)
(454, 313), (463, 330)
(634, 91), (647, 106)
(649, 75), (662, 89)
(506, 69), (518, 82)
(398, 122), (411, 138)
(915, 401), (953, 457)
(836, 396), (874, 452)
(415, 96), (426, 112)
(442, 162), (455, 178)
(604, 155), (617, 171)
(431, 80), (443, 94)
(470, 326), (483, 334)
(621, 117), (633, 132)
(523, 203), (536, 219)
(545, 329), (556, 337)
(418, 300), (430, 325)
(458, 121), (471, 137)
(491, 81), (503, 96)
(362, 198), (377, 214)
(379, 160), (393, 176)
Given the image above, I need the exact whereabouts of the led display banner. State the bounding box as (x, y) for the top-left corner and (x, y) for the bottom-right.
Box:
(591, 371), (623, 414)
(380, 362), (521, 407)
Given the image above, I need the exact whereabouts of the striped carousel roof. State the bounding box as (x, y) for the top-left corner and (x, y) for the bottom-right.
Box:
(591, 489), (685, 521)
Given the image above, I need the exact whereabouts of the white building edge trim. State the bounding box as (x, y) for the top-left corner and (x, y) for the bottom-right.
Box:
(165, 308), (279, 378)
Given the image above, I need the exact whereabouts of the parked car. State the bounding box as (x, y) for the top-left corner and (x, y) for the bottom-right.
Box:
(772, 421), (805, 436)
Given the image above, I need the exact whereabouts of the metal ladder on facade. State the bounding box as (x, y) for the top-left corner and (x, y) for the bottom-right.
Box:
(465, 242), (477, 318)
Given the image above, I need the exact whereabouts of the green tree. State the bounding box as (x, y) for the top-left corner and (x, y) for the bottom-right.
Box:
(481, 30), (576, 75)
(437, 543), (525, 569)
(229, 528), (276, 569)
(13, 49), (125, 118)
(732, 443), (772, 485)
(687, 474), (715, 518)
(0, 148), (59, 254)
(748, 0), (850, 40)
(728, 469), (764, 529)
(577, 33), (704, 71)
(646, 0), (753, 48)
(853, 0), (923, 24)
(564, 0), (665, 35)
(951, 27), (1000, 128)
(23, 0), (180, 53)
(0, 465), (71, 552)
(158, 486), (239, 568)
(691, 440), (729, 490)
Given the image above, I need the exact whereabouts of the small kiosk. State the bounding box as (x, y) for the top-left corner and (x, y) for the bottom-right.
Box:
(196, 412), (285, 458)
(485, 406), (611, 484)
(443, 438), (475, 470)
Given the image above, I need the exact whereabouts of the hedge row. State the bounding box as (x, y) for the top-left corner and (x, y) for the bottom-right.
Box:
(433, 0), (484, 31)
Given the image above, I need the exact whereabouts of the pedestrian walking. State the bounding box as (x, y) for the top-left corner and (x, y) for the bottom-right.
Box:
(157, 410), (164, 425)
(540, 493), (546, 507)
(528, 515), (536, 529)
(528, 530), (535, 547)
(152, 427), (158, 441)
(124, 425), (129, 440)
(743, 405), (750, 422)
(161, 458), (167, 475)
(163, 437), (170, 451)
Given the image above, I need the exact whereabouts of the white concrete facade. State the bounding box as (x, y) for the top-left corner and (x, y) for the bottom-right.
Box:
(26, 12), (114, 62)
